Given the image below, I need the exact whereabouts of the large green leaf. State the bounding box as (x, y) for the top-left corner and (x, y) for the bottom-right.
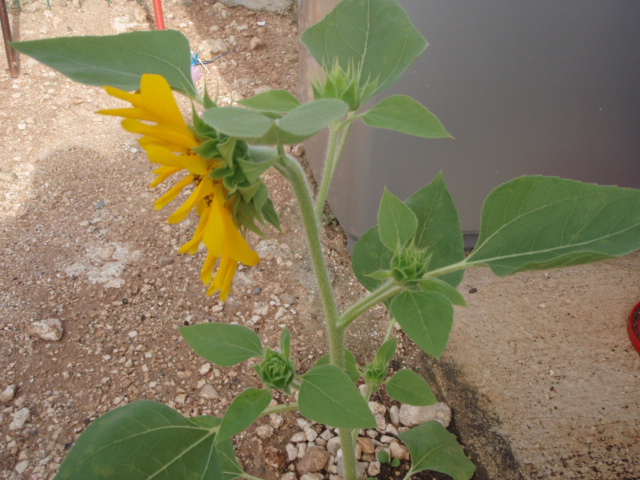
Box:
(405, 173), (465, 287)
(239, 89), (301, 117)
(389, 291), (454, 358)
(352, 226), (393, 292)
(467, 176), (640, 275)
(419, 278), (467, 307)
(190, 416), (243, 480)
(378, 188), (418, 251)
(300, 365), (377, 429)
(362, 95), (452, 138)
(12, 30), (197, 98)
(399, 421), (475, 480)
(301, 0), (427, 103)
(386, 369), (437, 406)
(180, 324), (264, 367)
(56, 401), (224, 480)
(203, 100), (347, 145)
(218, 389), (272, 443)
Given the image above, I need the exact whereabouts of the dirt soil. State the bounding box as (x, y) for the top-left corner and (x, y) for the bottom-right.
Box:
(1, 1), (640, 480)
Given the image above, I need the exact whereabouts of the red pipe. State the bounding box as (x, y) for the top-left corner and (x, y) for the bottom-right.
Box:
(152, 0), (166, 30)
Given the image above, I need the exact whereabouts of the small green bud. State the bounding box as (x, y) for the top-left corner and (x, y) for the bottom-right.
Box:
(391, 241), (431, 286)
(254, 349), (296, 392)
(311, 59), (374, 111)
(364, 357), (388, 384)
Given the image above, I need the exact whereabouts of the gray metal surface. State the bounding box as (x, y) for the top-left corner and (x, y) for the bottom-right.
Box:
(299, 0), (640, 248)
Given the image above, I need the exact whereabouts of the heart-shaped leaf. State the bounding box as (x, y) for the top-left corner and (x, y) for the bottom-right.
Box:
(180, 323), (264, 367)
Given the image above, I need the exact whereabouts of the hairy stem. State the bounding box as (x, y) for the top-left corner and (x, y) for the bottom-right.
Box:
(338, 280), (404, 330)
(259, 402), (299, 419)
(313, 117), (354, 222)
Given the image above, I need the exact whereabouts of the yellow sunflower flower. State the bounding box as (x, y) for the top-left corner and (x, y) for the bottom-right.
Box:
(99, 73), (260, 300)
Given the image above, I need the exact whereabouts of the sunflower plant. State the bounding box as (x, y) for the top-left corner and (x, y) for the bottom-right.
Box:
(12, 1), (640, 479)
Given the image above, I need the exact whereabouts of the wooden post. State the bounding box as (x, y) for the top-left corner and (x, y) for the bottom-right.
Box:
(0, 0), (19, 77)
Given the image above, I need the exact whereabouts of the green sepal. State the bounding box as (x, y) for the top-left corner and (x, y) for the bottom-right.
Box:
(364, 337), (397, 384)
(254, 349), (296, 392)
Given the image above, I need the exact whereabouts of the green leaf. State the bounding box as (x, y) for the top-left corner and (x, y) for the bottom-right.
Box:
(202, 107), (273, 141)
(12, 30), (198, 98)
(362, 95), (452, 138)
(389, 291), (454, 358)
(218, 389), (271, 443)
(365, 337), (397, 383)
(378, 188), (419, 251)
(405, 173), (465, 288)
(300, 365), (376, 429)
(467, 176), (640, 276)
(387, 369), (437, 406)
(301, 0), (427, 104)
(180, 323), (264, 367)
(419, 278), (467, 307)
(56, 400), (223, 480)
(374, 338), (397, 367)
(276, 99), (348, 138)
(399, 421), (475, 480)
(352, 226), (394, 292)
(280, 327), (291, 358)
(189, 417), (243, 480)
(313, 350), (361, 383)
(238, 146), (279, 184)
(239, 89), (301, 116)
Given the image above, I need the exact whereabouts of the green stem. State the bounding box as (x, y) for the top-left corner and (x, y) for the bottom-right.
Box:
(383, 316), (397, 343)
(339, 427), (358, 480)
(278, 153), (344, 368)
(338, 280), (404, 330)
(313, 117), (354, 222)
(259, 402), (299, 418)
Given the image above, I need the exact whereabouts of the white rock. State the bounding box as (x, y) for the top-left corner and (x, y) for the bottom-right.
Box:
(256, 425), (274, 439)
(290, 432), (307, 443)
(326, 436), (341, 456)
(14, 460), (29, 475)
(367, 460), (381, 477)
(1, 385), (17, 402)
(285, 443), (298, 461)
(389, 405), (400, 426)
(199, 384), (219, 399)
(300, 474), (324, 480)
(10, 408), (30, 430)
(249, 37), (264, 51)
(199, 363), (212, 375)
(28, 318), (63, 341)
(389, 441), (410, 460)
(198, 39), (228, 57)
(280, 472), (297, 480)
(399, 402), (451, 427)
(304, 426), (319, 442)
(269, 413), (284, 428)
(320, 428), (334, 441)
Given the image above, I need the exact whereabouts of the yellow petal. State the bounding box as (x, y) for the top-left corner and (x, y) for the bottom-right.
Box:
(150, 166), (182, 188)
(201, 250), (219, 285)
(168, 177), (214, 224)
(103, 85), (143, 106)
(122, 119), (199, 149)
(221, 206), (260, 266)
(154, 174), (194, 210)
(98, 107), (158, 122)
(203, 195), (225, 257)
(140, 74), (189, 128)
(212, 255), (238, 301)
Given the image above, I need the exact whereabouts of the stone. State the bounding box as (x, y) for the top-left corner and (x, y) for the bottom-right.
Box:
(256, 425), (274, 439)
(399, 402), (451, 427)
(300, 474), (324, 480)
(389, 441), (410, 460)
(367, 460), (381, 477)
(249, 37), (264, 51)
(296, 446), (330, 474)
(291, 143), (305, 157)
(280, 473), (296, 480)
(218, 0), (292, 13)
(10, 408), (30, 430)
(198, 39), (228, 57)
(285, 443), (298, 462)
(269, 413), (284, 428)
(290, 431), (307, 443)
(199, 384), (219, 400)
(359, 437), (377, 455)
(28, 319), (63, 341)
(326, 436), (341, 456)
(14, 460), (29, 475)
(389, 405), (400, 426)
(1, 385), (17, 402)
(304, 425), (319, 442)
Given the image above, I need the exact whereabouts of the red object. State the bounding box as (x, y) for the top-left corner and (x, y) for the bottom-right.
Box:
(153, 0), (166, 30)
(629, 302), (640, 355)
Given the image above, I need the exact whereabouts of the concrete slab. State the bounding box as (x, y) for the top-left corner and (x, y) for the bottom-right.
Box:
(218, 0), (293, 13)
(424, 252), (640, 479)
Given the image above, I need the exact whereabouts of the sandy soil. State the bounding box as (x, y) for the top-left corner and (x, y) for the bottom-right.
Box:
(1, 1), (640, 480)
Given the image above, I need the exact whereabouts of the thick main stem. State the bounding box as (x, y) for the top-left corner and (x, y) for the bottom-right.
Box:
(279, 153), (360, 480)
